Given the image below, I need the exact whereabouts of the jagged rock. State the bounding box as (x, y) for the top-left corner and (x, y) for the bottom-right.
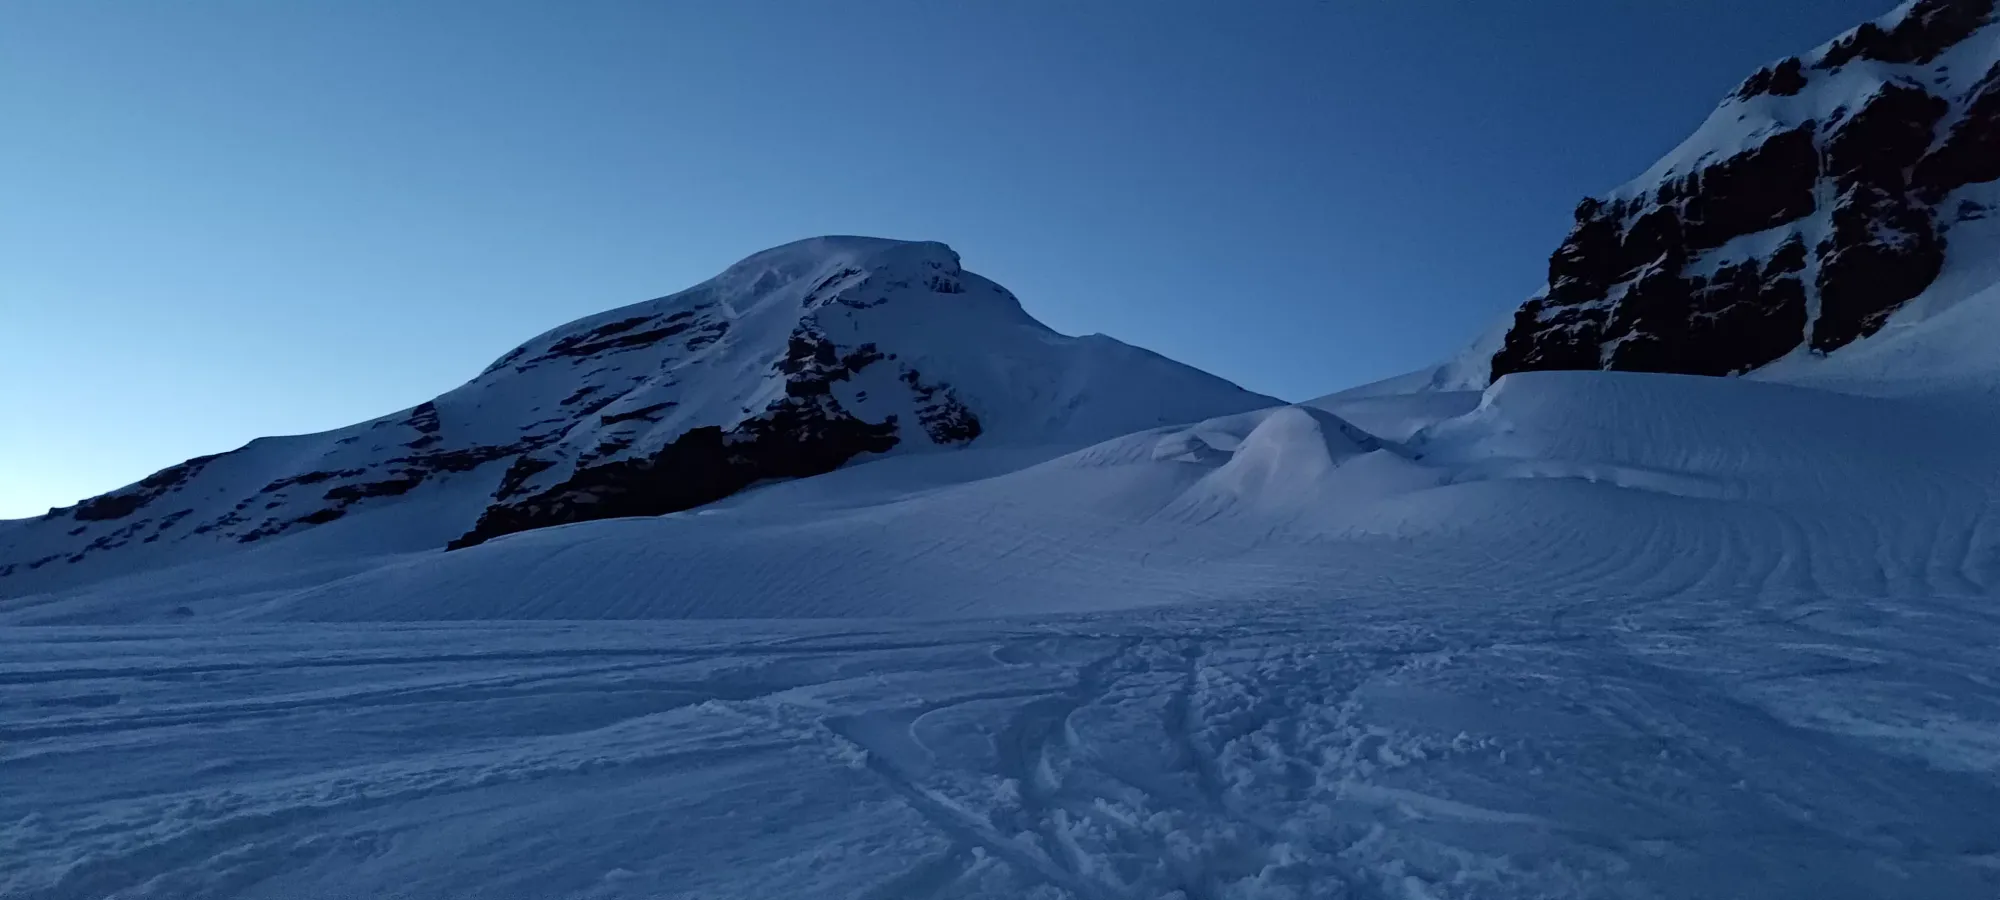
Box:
(448, 408), (900, 551)
(449, 325), (906, 549)
(1544, 199), (1624, 307)
(901, 369), (983, 444)
(68, 453), (227, 522)
(1736, 57), (1809, 100)
(1489, 297), (1607, 375)
(1914, 61), (2000, 199)
(1492, 1), (1998, 383)
(1680, 124), (1820, 249)
(1816, 0), (1995, 69)
(1824, 84), (1947, 187)
(1813, 184), (1946, 350)
(1619, 205), (1687, 276)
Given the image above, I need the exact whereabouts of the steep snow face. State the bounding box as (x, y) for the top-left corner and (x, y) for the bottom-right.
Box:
(0, 236), (1276, 596)
(1492, 0), (2000, 381)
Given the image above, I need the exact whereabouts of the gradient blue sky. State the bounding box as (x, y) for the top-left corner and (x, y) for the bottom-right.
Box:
(3, 0), (1888, 518)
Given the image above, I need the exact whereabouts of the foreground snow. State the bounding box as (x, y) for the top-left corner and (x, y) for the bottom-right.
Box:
(8, 590), (2000, 900)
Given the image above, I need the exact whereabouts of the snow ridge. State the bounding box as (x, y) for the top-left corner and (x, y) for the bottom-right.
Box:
(0, 236), (1275, 596)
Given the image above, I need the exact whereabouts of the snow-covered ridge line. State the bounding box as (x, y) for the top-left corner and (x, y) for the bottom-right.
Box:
(0, 236), (1276, 597)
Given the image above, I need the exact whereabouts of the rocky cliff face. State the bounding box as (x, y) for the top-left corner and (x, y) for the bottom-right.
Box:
(1493, 0), (2000, 380)
(1, 237), (1275, 596)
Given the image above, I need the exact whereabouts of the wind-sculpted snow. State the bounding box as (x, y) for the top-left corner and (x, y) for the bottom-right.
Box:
(7, 593), (2000, 900)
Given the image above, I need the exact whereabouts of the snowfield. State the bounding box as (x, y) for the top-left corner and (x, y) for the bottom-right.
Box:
(9, 342), (2000, 897)
(7, 591), (2000, 899)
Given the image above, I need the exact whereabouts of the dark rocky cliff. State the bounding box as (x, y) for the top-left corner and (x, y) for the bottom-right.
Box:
(1493, 0), (2000, 380)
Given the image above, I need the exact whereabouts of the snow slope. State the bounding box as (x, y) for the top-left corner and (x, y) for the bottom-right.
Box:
(0, 236), (1275, 599)
(8, 331), (2000, 897)
(14, 294), (2000, 896)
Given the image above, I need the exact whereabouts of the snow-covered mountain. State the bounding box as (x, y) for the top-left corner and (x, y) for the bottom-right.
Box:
(17, 6), (2000, 896)
(0, 236), (1275, 597)
(1492, 0), (2000, 380)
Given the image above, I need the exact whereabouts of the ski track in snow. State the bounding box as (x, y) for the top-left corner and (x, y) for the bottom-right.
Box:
(6, 589), (2000, 900)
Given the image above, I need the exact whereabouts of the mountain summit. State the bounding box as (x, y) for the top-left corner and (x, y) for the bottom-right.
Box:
(0, 236), (1274, 594)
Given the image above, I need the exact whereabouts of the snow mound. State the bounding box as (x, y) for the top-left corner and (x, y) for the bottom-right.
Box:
(1156, 406), (1437, 527)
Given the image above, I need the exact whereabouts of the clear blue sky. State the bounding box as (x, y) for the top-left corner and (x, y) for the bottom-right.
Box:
(2, 0), (1888, 518)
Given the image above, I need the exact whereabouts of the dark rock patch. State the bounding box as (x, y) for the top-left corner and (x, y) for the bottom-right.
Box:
(900, 369), (983, 444)
(71, 452), (227, 521)
(494, 455), (559, 501)
(572, 393), (619, 418)
(683, 320), (730, 350)
(600, 401), (677, 426)
(530, 315), (694, 363)
(1824, 84), (1947, 187)
(406, 401), (441, 435)
(579, 438), (634, 466)
(1544, 198), (1624, 307)
(804, 267), (864, 305)
(450, 326), (905, 549)
(1812, 184), (1946, 351)
(1680, 123), (1820, 249)
(260, 469), (367, 494)
(1816, 0), (1995, 69)
(323, 476), (425, 504)
(451, 408), (899, 550)
(1735, 56), (1808, 100)
(1914, 61), (2000, 200)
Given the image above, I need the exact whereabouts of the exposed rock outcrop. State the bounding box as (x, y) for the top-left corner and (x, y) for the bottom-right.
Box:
(1493, 0), (1998, 381)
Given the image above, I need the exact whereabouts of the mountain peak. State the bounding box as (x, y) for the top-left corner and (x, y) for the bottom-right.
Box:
(1, 237), (1275, 594)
